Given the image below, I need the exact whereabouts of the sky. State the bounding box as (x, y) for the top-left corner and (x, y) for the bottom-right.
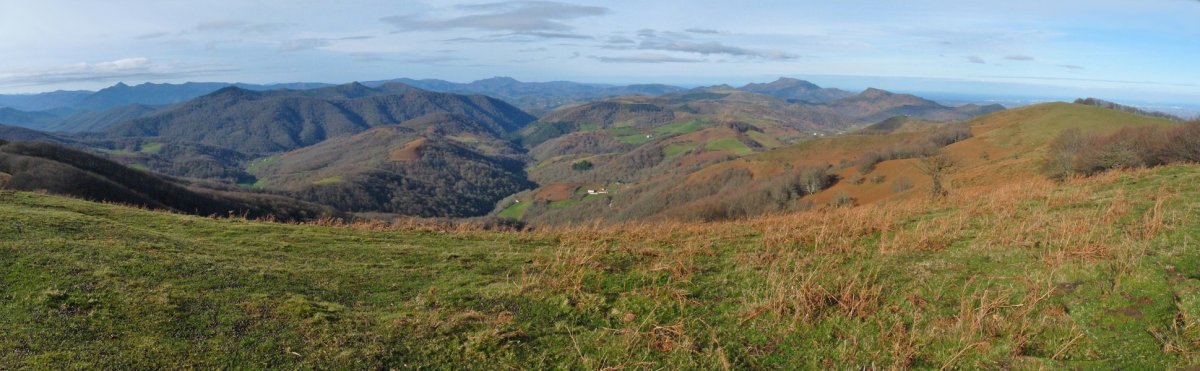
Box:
(1, 0), (1198, 105)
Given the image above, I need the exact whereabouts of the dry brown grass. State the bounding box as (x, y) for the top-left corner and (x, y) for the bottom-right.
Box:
(266, 164), (1190, 367)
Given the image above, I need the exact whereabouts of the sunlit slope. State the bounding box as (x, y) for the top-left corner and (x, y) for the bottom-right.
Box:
(806, 102), (1178, 205)
(4, 162), (1200, 368)
(508, 102), (1180, 222)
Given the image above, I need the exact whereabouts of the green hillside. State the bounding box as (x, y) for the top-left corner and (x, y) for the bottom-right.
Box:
(4, 161), (1200, 368)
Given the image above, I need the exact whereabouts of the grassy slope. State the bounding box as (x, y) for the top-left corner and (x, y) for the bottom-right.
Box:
(807, 103), (1177, 206)
(497, 200), (530, 219)
(3, 160), (1200, 368)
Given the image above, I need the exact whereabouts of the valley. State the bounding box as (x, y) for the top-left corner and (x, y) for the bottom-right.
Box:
(0, 77), (1010, 221)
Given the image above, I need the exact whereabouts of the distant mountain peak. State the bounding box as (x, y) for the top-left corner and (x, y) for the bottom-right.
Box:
(206, 85), (260, 99)
(475, 76), (520, 84)
(860, 88), (894, 98)
(737, 77), (851, 103)
(766, 77), (820, 89)
(470, 77), (522, 89)
(332, 81), (373, 93)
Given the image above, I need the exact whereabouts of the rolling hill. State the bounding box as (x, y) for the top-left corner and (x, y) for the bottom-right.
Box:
(500, 85), (1007, 224)
(828, 88), (1005, 124)
(502, 102), (1178, 224)
(739, 77), (853, 103)
(0, 107), (63, 131)
(0, 141), (335, 221)
(368, 76), (686, 115)
(105, 84), (536, 155)
(249, 113), (534, 217)
(0, 123), (77, 145)
(0, 89), (91, 111)
(47, 104), (162, 133)
(858, 115), (947, 134)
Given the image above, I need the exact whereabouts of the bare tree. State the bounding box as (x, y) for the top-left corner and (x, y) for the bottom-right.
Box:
(799, 166), (832, 195)
(916, 154), (956, 198)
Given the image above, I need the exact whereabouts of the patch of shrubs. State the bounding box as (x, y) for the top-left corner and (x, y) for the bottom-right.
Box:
(572, 160), (594, 171)
(891, 176), (913, 193)
(1044, 121), (1200, 179)
(856, 124), (972, 174)
(828, 191), (856, 208)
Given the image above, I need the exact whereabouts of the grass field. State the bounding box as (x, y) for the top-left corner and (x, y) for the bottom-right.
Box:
(245, 155), (281, 174)
(654, 120), (705, 135)
(705, 137), (754, 155)
(138, 142), (164, 155)
(497, 200), (530, 219)
(663, 142), (696, 157)
(3, 161), (1199, 368)
(617, 134), (652, 145)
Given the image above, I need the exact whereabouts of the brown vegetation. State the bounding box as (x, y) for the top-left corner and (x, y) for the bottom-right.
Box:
(1044, 121), (1200, 179)
(916, 154), (956, 198)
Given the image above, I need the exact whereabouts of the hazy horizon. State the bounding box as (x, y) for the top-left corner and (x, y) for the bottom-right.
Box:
(2, 0), (1197, 106)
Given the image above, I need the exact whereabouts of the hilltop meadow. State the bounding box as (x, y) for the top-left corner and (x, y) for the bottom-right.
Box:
(3, 161), (1199, 368)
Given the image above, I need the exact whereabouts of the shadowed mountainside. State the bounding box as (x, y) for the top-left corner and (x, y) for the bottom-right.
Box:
(105, 85), (537, 155)
(250, 113), (534, 217)
(0, 141), (336, 221)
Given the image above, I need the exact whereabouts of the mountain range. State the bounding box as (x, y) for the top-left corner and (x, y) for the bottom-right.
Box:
(0, 77), (1014, 219)
(364, 76), (685, 115)
(0, 77), (689, 132)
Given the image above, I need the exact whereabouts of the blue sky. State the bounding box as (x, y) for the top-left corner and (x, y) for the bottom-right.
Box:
(1, 0), (1197, 104)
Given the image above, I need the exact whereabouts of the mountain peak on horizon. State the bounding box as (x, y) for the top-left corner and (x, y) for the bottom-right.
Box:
(770, 77), (820, 88)
(473, 76), (521, 85)
(206, 85), (260, 99)
(860, 87), (894, 98)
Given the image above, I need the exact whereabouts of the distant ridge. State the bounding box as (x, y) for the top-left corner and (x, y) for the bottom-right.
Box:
(739, 77), (853, 103)
(365, 77), (686, 115)
(830, 88), (1005, 124)
(104, 83), (536, 154)
(1074, 97), (1183, 121)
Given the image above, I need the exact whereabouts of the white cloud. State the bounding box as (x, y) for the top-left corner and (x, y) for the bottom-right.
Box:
(634, 30), (797, 60)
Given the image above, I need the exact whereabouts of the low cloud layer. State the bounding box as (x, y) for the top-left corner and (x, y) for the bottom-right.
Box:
(382, 1), (609, 33)
(622, 29), (797, 61)
(0, 58), (236, 87)
(590, 54), (704, 64)
(278, 36), (373, 52)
